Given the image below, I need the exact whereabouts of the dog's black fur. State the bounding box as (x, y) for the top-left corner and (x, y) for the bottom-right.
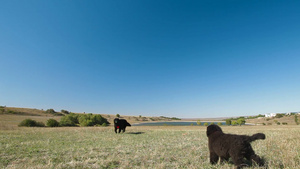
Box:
(206, 124), (265, 168)
(114, 118), (131, 133)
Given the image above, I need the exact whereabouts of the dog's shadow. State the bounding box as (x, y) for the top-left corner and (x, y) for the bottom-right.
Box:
(126, 132), (145, 135)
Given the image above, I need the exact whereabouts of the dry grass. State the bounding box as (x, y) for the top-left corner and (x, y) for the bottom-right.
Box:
(0, 115), (61, 130)
(0, 107), (183, 130)
(1, 125), (300, 168)
(246, 114), (300, 126)
(1, 107), (300, 168)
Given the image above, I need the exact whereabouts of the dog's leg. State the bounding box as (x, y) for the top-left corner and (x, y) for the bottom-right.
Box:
(245, 147), (264, 166)
(209, 152), (219, 164)
(220, 156), (229, 164)
(231, 153), (246, 169)
(250, 154), (264, 166)
(114, 127), (117, 133)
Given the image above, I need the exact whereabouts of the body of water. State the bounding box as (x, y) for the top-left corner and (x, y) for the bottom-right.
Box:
(132, 121), (226, 126)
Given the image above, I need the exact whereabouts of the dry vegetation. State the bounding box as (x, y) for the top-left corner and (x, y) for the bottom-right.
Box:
(246, 114), (300, 125)
(0, 107), (180, 129)
(1, 125), (300, 168)
(1, 107), (300, 168)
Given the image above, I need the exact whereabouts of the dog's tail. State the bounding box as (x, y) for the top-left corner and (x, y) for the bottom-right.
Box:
(249, 133), (265, 142)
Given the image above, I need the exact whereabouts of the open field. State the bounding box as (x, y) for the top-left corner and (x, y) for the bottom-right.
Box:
(1, 125), (300, 169)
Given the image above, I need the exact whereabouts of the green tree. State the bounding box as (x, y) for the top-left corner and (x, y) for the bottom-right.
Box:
(232, 121), (237, 126)
(225, 119), (232, 126)
(237, 118), (246, 126)
(203, 122), (209, 126)
(197, 120), (201, 126)
(116, 114), (120, 118)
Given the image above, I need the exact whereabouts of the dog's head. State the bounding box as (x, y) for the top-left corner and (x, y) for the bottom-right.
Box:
(206, 124), (223, 137)
(114, 118), (119, 124)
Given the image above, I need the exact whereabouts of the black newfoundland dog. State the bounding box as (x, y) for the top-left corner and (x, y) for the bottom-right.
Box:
(206, 124), (265, 168)
(114, 118), (131, 133)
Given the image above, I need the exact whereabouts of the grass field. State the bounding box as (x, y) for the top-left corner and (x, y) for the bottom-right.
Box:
(1, 125), (300, 169)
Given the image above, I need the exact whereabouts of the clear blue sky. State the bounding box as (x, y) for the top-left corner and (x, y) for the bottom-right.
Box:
(1, 0), (300, 118)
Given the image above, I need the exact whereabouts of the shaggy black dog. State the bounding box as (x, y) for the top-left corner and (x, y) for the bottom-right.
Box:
(206, 124), (265, 168)
(114, 118), (131, 133)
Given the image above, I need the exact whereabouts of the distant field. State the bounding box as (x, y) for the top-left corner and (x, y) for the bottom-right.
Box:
(1, 125), (300, 168)
(0, 107), (185, 129)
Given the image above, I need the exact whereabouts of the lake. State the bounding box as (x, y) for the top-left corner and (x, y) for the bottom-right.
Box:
(132, 121), (226, 126)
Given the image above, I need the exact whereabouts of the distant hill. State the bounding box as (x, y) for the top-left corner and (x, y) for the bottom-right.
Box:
(0, 106), (48, 116)
(2, 106), (298, 129)
(0, 106), (182, 129)
(246, 114), (299, 125)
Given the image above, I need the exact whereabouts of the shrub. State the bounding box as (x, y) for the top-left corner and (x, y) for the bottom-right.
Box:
(59, 114), (78, 126)
(295, 115), (299, 125)
(275, 113), (284, 118)
(141, 117), (148, 121)
(47, 119), (60, 127)
(60, 113), (110, 127)
(45, 109), (64, 116)
(203, 122), (208, 126)
(46, 109), (56, 114)
(36, 121), (45, 127)
(18, 119), (45, 127)
(217, 122), (222, 126)
(61, 109), (70, 114)
(78, 114), (110, 126)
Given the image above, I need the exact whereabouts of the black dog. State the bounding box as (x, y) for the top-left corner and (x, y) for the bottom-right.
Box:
(114, 118), (131, 133)
(206, 124), (265, 168)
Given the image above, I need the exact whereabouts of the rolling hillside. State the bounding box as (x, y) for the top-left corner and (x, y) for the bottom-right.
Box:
(0, 106), (181, 129)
